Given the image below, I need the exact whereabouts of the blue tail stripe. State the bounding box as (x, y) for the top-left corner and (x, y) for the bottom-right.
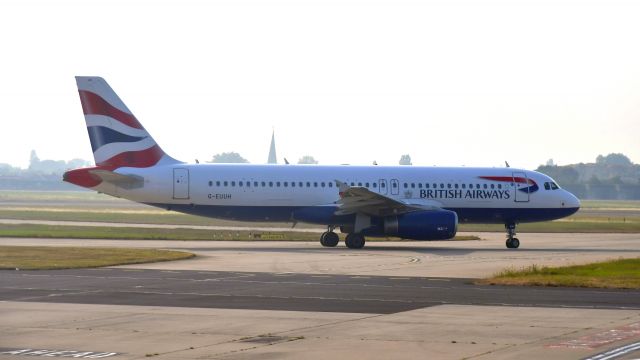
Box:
(87, 126), (147, 152)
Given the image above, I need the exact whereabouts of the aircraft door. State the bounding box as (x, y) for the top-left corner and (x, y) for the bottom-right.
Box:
(173, 168), (190, 199)
(379, 179), (388, 195)
(513, 171), (529, 202)
(390, 179), (400, 196)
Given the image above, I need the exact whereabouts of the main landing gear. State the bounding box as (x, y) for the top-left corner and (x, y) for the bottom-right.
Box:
(345, 233), (365, 249)
(505, 223), (520, 249)
(320, 227), (339, 247)
(319, 227), (366, 249)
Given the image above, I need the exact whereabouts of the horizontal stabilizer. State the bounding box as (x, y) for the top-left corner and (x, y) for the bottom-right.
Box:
(88, 169), (144, 189)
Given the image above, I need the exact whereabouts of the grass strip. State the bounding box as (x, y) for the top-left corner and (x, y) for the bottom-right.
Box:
(0, 224), (479, 242)
(1, 209), (639, 233)
(477, 258), (640, 289)
(0, 245), (195, 270)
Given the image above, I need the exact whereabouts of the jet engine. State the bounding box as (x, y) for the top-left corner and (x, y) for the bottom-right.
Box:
(382, 210), (458, 240)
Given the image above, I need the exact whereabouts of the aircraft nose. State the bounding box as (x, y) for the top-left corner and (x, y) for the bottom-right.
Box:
(563, 191), (581, 209)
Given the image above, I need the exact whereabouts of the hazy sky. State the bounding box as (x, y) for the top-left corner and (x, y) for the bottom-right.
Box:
(1, 0), (639, 170)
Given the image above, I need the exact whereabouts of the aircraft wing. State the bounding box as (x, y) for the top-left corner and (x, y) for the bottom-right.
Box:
(334, 180), (441, 216)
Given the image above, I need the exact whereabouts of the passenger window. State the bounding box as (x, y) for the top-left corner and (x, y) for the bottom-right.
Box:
(440, 183), (444, 189)
(306, 182), (311, 187)
(329, 182), (333, 188)
(454, 184), (458, 189)
(366, 182), (370, 188)
(246, 182), (250, 187)
(462, 184), (466, 189)
(231, 181), (236, 187)
(403, 183), (408, 189)
(224, 181), (228, 187)
(551, 182), (559, 190)
(350, 182), (355, 186)
(216, 181), (221, 187)
(425, 183), (430, 189)
(418, 183), (423, 189)
(208, 181), (213, 187)
(411, 183), (415, 189)
(476, 184), (480, 189)
(321, 182), (325, 187)
(239, 181), (243, 187)
(381, 182), (386, 188)
(483, 184), (487, 189)
(393, 182), (397, 188)
(254, 181), (258, 187)
(490, 184), (494, 189)
(358, 182), (362, 186)
(373, 183), (378, 188)
(498, 184), (502, 189)
(291, 182), (295, 187)
(299, 182), (303, 187)
(269, 181), (273, 187)
(447, 183), (451, 189)
(284, 182), (288, 187)
(276, 182), (281, 187)
(314, 182), (318, 187)
(261, 181), (266, 187)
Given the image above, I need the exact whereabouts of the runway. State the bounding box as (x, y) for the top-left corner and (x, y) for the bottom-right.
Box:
(2, 268), (639, 314)
(2, 233), (640, 359)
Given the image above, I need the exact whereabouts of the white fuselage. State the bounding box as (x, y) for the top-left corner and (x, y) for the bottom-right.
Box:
(94, 163), (580, 225)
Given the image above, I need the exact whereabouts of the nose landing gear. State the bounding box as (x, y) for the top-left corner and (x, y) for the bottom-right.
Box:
(505, 223), (520, 249)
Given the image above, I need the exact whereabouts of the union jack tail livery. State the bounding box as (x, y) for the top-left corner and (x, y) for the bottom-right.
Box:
(76, 76), (178, 169)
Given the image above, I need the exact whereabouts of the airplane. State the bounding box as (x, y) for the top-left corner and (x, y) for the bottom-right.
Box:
(64, 77), (581, 249)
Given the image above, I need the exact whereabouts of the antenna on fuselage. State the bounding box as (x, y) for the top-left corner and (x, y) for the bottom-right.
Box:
(505, 161), (510, 168)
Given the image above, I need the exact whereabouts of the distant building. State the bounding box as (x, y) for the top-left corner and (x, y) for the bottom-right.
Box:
(267, 130), (277, 164)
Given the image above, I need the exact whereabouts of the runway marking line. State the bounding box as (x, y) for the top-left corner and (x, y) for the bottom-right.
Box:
(583, 341), (640, 360)
(547, 322), (640, 350)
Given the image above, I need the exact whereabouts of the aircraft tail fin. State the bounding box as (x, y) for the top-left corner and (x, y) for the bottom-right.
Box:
(75, 76), (179, 169)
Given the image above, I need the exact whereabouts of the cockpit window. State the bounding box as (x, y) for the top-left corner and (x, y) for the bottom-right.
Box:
(544, 182), (551, 190)
(550, 182), (559, 190)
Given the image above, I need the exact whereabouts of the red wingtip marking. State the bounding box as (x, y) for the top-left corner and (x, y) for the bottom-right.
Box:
(63, 167), (104, 188)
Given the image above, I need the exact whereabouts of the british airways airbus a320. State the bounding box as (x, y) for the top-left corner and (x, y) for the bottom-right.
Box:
(64, 77), (581, 249)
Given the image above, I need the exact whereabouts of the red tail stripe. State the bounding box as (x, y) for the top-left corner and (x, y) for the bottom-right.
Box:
(98, 144), (164, 168)
(64, 146), (165, 188)
(78, 90), (143, 130)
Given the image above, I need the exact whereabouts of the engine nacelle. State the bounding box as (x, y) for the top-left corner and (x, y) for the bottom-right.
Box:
(383, 210), (458, 240)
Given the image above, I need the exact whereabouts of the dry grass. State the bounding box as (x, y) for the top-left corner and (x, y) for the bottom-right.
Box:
(478, 258), (640, 289)
(0, 245), (194, 270)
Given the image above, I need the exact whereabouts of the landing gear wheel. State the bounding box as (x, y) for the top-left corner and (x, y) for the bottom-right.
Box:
(506, 237), (520, 248)
(320, 231), (339, 247)
(345, 233), (365, 249)
(504, 223), (520, 249)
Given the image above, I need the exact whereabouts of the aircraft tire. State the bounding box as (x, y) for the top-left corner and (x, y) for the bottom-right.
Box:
(505, 238), (520, 249)
(321, 232), (339, 247)
(345, 233), (365, 249)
